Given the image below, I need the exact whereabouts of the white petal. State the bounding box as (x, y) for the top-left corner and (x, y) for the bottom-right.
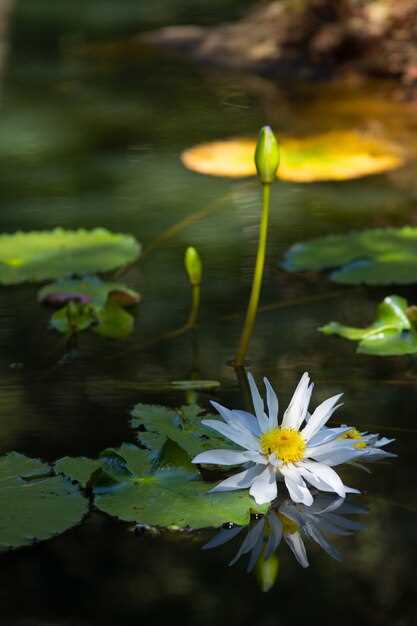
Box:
(301, 394), (343, 442)
(305, 440), (364, 466)
(308, 426), (352, 447)
(263, 377), (279, 428)
(210, 464), (264, 493)
(284, 532), (309, 568)
(202, 419), (260, 451)
(297, 460), (346, 498)
(231, 410), (262, 436)
(249, 465), (278, 505)
(192, 449), (256, 466)
(281, 373), (312, 430)
(247, 372), (270, 432)
(210, 401), (260, 436)
(280, 464), (314, 506)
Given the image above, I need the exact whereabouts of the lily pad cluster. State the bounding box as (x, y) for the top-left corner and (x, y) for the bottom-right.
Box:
(321, 295), (417, 356)
(38, 276), (140, 338)
(181, 131), (404, 182)
(55, 439), (267, 530)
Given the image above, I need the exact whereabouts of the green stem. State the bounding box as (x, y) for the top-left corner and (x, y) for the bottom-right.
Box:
(186, 284), (201, 328)
(234, 183), (271, 366)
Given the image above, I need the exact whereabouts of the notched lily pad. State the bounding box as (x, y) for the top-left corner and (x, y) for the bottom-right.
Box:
(130, 402), (236, 459)
(284, 227), (417, 285)
(181, 131), (404, 182)
(320, 295), (417, 355)
(0, 452), (88, 551)
(0, 228), (141, 285)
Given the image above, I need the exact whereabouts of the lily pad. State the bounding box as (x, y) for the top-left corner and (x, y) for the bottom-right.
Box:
(0, 228), (141, 285)
(56, 445), (267, 529)
(130, 403), (236, 458)
(0, 452), (88, 551)
(38, 276), (140, 308)
(95, 469), (267, 529)
(42, 276), (140, 338)
(283, 227), (417, 285)
(181, 131), (404, 182)
(320, 295), (417, 355)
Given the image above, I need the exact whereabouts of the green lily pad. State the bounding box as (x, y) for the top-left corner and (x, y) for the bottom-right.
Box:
(94, 300), (135, 339)
(283, 227), (417, 285)
(0, 453), (88, 551)
(320, 295), (417, 355)
(130, 403), (236, 459)
(55, 445), (267, 529)
(95, 469), (267, 529)
(0, 228), (140, 285)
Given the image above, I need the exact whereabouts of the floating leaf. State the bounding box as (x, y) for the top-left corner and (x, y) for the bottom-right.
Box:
(56, 445), (266, 529)
(130, 403), (236, 458)
(0, 228), (141, 285)
(38, 276), (140, 308)
(283, 227), (417, 285)
(95, 469), (267, 529)
(181, 131), (404, 182)
(320, 295), (417, 355)
(54, 456), (102, 488)
(0, 453), (88, 551)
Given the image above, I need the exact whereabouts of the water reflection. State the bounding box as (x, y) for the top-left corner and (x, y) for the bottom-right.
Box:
(204, 493), (367, 579)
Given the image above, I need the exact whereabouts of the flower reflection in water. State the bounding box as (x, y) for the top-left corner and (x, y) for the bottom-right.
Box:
(203, 493), (367, 578)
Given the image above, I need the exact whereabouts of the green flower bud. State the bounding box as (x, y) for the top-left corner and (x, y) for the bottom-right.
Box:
(185, 246), (202, 287)
(254, 126), (280, 184)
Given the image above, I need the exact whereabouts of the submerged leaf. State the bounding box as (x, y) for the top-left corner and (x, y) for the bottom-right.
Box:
(320, 295), (417, 355)
(284, 227), (417, 285)
(0, 453), (88, 551)
(181, 131), (404, 182)
(0, 228), (140, 285)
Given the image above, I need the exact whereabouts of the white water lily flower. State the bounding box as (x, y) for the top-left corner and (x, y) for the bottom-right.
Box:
(192, 372), (364, 506)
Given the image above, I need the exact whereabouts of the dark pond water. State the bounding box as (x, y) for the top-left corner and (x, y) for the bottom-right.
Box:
(0, 1), (416, 625)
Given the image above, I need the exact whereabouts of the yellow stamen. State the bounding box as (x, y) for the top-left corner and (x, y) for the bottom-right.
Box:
(260, 427), (306, 463)
(338, 427), (367, 449)
(277, 512), (299, 535)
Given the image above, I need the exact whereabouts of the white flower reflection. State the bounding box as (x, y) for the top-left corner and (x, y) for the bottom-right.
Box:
(193, 372), (369, 506)
(203, 494), (367, 572)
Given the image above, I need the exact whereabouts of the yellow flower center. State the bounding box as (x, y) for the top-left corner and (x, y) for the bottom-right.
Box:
(338, 427), (367, 449)
(260, 427), (306, 463)
(277, 512), (299, 535)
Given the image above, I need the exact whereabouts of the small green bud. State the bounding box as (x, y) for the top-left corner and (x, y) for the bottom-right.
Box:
(184, 246), (202, 286)
(254, 126), (280, 184)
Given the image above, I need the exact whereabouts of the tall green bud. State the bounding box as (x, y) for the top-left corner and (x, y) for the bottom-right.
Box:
(254, 126), (280, 184)
(185, 246), (202, 287)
